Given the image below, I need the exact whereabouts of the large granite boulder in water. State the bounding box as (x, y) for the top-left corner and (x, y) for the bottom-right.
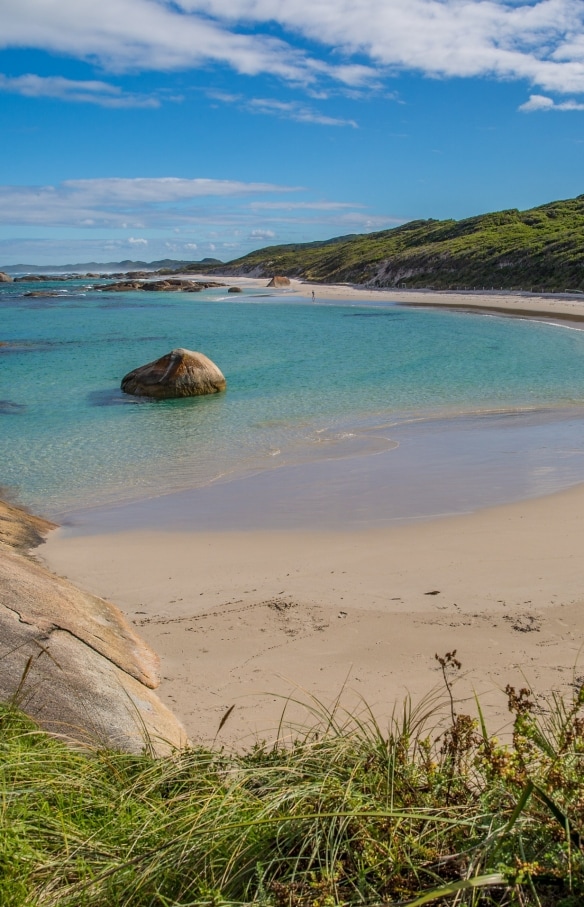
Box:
(267, 275), (290, 287)
(0, 271), (13, 283)
(121, 348), (226, 399)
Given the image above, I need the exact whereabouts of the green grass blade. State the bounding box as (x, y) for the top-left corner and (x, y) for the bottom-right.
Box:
(404, 872), (506, 905)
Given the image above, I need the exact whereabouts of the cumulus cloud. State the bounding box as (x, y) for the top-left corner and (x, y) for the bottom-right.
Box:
(2, 0), (584, 95)
(128, 236), (148, 244)
(0, 72), (159, 107)
(519, 92), (584, 110)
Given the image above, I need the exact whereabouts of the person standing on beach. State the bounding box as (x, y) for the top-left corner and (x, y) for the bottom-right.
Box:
(312, 290), (315, 301)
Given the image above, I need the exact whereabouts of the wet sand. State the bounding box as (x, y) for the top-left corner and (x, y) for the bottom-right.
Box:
(38, 282), (584, 748)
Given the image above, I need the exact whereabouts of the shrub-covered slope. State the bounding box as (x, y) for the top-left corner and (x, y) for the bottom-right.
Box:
(206, 195), (584, 291)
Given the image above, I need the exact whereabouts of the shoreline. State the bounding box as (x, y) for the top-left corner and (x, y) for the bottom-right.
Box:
(42, 480), (584, 748)
(198, 274), (584, 324)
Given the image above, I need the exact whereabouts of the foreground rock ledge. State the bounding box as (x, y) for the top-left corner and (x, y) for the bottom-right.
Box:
(0, 500), (186, 754)
(121, 348), (226, 399)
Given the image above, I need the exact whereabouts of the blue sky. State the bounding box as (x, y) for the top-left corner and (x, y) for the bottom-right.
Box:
(1, 0), (584, 265)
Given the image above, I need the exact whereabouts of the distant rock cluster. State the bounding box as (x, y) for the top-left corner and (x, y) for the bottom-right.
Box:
(97, 278), (227, 293)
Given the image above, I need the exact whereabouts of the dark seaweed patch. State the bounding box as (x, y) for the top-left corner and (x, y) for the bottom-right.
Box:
(343, 312), (402, 318)
(0, 336), (167, 354)
(96, 298), (177, 310)
(0, 400), (26, 414)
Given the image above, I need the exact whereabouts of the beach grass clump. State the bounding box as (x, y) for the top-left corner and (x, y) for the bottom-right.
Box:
(1, 657), (583, 906)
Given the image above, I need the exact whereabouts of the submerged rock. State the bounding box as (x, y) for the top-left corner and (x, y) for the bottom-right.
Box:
(0, 400), (27, 414)
(23, 291), (62, 298)
(267, 275), (291, 287)
(97, 280), (145, 292)
(228, 286), (242, 293)
(121, 348), (226, 399)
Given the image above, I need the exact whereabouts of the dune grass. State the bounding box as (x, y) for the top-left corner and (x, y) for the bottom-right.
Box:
(1, 653), (583, 906)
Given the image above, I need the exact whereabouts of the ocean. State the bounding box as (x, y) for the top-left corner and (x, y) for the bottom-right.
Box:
(3, 277), (584, 529)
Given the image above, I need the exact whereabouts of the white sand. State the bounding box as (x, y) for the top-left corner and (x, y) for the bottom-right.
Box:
(207, 274), (584, 323)
(42, 483), (584, 749)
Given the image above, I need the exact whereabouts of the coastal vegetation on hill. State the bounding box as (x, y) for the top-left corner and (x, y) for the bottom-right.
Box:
(2, 655), (583, 906)
(196, 195), (584, 292)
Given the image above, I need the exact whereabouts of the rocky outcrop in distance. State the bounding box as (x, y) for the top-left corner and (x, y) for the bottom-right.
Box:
(23, 291), (63, 298)
(0, 271), (13, 282)
(0, 500), (186, 754)
(97, 278), (227, 293)
(267, 276), (291, 287)
(121, 348), (226, 399)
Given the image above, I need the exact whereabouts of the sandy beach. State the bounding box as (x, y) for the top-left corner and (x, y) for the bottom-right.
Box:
(209, 274), (584, 324)
(42, 483), (584, 749)
(32, 283), (584, 749)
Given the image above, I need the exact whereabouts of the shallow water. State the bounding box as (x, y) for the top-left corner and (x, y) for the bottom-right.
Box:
(3, 278), (584, 524)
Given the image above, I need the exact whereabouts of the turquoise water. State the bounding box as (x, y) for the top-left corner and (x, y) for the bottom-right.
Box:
(3, 278), (584, 520)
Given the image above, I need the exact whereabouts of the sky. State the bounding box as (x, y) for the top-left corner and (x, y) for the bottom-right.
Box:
(1, 0), (584, 265)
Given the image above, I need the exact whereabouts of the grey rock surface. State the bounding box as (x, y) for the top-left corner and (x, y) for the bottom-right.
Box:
(0, 501), (186, 753)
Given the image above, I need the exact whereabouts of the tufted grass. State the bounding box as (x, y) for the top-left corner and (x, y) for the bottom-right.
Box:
(0, 654), (583, 906)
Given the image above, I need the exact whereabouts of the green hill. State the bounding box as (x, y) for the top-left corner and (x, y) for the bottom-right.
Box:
(204, 195), (584, 291)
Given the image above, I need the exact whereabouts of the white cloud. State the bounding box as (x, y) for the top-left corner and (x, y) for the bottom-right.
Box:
(0, 72), (159, 107)
(247, 97), (358, 127)
(128, 236), (148, 245)
(0, 177), (299, 228)
(208, 90), (358, 126)
(2, 0), (584, 95)
(249, 228), (276, 240)
(519, 92), (584, 110)
(251, 200), (365, 211)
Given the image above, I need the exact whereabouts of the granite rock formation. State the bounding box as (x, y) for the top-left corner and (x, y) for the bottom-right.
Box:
(0, 500), (186, 754)
(97, 279), (226, 293)
(267, 276), (291, 287)
(0, 271), (13, 282)
(121, 348), (226, 399)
